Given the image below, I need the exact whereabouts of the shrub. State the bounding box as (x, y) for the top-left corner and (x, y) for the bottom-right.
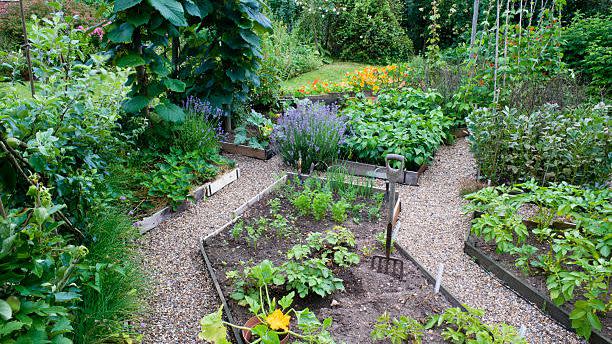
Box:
(327, 0), (413, 64)
(467, 103), (611, 185)
(272, 100), (346, 173)
(341, 88), (453, 168)
(562, 13), (612, 94)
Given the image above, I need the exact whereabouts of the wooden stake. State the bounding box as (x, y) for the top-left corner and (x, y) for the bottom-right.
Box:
(493, 0), (501, 104)
(469, 0), (480, 60)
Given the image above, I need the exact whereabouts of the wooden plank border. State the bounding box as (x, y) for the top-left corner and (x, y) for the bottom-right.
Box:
(220, 141), (275, 160)
(336, 159), (427, 186)
(135, 168), (241, 234)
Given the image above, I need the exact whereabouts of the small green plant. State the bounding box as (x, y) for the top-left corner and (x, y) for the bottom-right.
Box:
(312, 191), (332, 220)
(331, 200), (349, 223)
(371, 312), (425, 344)
(231, 221), (244, 240)
(284, 258), (345, 298)
(367, 206), (381, 221)
(292, 190), (312, 216)
(234, 110), (274, 149)
(376, 231), (395, 253)
(268, 198), (281, 214)
(270, 214), (292, 237)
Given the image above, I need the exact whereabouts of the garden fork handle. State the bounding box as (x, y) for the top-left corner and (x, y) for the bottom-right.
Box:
(384, 154), (404, 258)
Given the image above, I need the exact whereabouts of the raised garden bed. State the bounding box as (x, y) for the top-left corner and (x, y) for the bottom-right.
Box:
(464, 211), (611, 344)
(135, 168), (240, 234)
(200, 172), (463, 343)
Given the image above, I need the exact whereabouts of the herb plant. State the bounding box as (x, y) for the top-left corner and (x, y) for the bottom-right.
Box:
(234, 110), (274, 150)
(331, 200), (349, 223)
(312, 191), (332, 220)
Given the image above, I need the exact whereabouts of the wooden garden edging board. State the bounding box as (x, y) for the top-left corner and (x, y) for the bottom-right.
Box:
(464, 215), (611, 344)
(220, 141), (275, 160)
(336, 159), (427, 186)
(199, 172), (466, 343)
(135, 168), (241, 234)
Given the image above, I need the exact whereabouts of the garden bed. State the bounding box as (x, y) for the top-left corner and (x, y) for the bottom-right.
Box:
(464, 209), (611, 344)
(135, 168), (240, 234)
(200, 172), (462, 343)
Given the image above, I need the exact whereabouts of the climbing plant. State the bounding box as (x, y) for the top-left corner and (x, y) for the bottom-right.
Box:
(106, 0), (271, 129)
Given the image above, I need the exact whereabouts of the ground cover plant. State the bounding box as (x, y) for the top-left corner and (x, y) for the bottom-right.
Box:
(341, 88), (454, 168)
(203, 173), (452, 342)
(464, 181), (611, 340)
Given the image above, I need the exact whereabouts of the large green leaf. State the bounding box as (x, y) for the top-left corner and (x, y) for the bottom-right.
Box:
(163, 78), (186, 92)
(148, 0), (188, 27)
(116, 52), (146, 67)
(155, 103), (186, 123)
(239, 29), (260, 47)
(114, 0), (142, 12)
(122, 96), (151, 113)
(126, 10), (151, 27)
(107, 22), (135, 43)
(195, 0), (212, 17)
(184, 0), (201, 17)
(197, 306), (231, 344)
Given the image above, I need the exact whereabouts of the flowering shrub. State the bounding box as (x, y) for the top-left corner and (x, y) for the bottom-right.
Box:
(345, 65), (412, 92)
(292, 79), (350, 97)
(272, 101), (346, 172)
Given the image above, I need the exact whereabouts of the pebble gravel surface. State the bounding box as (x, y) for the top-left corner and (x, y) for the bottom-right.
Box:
(138, 139), (582, 343)
(395, 138), (582, 344)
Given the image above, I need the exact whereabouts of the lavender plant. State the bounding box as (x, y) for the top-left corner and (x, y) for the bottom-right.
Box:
(272, 100), (346, 173)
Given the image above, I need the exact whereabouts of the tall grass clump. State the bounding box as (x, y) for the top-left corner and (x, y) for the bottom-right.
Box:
(272, 100), (346, 173)
(73, 209), (145, 344)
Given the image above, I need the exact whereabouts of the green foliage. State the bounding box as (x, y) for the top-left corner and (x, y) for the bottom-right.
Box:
(342, 88), (453, 168)
(138, 147), (223, 208)
(327, 0), (413, 64)
(0, 11), (128, 221)
(464, 181), (611, 339)
(562, 13), (612, 93)
(371, 312), (425, 344)
(425, 306), (527, 343)
(0, 179), (103, 342)
(73, 210), (144, 344)
(292, 189), (313, 216)
(330, 200), (349, 223)
(467, 104), (610, 185)
(311, 191), (332, 221)
(228, 226), (358, 301)
(372, 306), (527, 344)
(173, 111), (220, 153)
(234, 110), (274, 150)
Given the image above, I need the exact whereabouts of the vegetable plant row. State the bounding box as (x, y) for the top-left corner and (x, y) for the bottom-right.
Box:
(464, 181), (611, 341)
(341, 88), (454, 170)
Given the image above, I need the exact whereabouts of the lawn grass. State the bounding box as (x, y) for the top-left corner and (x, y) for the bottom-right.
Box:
(0, 81), (34, 98)
(281, 61), (370, 93)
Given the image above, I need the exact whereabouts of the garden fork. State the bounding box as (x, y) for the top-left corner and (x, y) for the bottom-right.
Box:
(371, 154), (405, 280)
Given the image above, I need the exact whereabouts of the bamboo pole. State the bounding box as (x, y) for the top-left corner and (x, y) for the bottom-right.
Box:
(18, 0), (35, 97)
(493, 0), (501, 104)
(469, 0), (480, 59)
(502, 0), (511, 88)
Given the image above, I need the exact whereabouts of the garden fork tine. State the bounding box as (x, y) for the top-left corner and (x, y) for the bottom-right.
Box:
(371, 154), (405, 280)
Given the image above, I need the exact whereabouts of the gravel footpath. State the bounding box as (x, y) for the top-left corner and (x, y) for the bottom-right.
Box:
(138, 139), (582, 343)
(138, 155), (285, 343)
(395, 138), (582, 344)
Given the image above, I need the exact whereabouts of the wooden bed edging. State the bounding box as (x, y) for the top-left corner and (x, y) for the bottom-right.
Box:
(220, 141), (275, 160)
(198, 172), (469, 343)
(336, 159), (427, 186)
(464, 236), (611, 344)
(135, 168), (241, 234)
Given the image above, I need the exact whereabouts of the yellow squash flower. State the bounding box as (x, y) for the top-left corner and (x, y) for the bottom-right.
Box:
(266, 309), (291, 331)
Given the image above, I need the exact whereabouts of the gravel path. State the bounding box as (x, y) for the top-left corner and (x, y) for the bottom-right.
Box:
(138, 139), (582, 343)
(138, 155), (285, 343)
(395, 138), (582, 344)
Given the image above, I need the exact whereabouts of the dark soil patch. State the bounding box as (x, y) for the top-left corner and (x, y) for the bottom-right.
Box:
(471, 236), (612, 339)
(205, 181), (450, 343)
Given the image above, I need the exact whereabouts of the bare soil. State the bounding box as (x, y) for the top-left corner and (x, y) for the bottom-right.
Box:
(205, 181), (450, 343)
